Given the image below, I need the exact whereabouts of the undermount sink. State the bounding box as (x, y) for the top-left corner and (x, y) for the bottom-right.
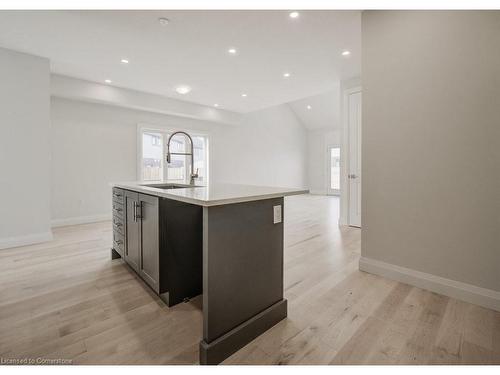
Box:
(141, 183), (201, 190)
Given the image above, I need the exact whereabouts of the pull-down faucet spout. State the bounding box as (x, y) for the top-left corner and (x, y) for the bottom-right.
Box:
(166, 131), (198, 185)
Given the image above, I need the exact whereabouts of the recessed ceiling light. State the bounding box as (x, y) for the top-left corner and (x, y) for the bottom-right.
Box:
(120, 59), (129, 64)
(307, 105), (312, 110)
(228, 48), (237, 55)
(289, 11), (300, 19)
(158, 17), (170, 25)
(241, 93), (247, 97)
(104, 79), (112, 84)
(283, 72), (291, 78)
(175, 85), (191, 95)
(214, 104), (219, 107)
(341, 50), (351, 56)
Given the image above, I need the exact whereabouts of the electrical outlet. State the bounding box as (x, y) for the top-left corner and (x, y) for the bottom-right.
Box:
(273, 205), (282, 224)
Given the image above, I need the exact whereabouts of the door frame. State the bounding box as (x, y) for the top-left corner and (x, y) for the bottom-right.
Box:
(339, 86), (362, 227)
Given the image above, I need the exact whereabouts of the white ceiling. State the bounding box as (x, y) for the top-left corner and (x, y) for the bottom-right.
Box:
(0, 10), (360, 113)
(288, 88), (340, 130)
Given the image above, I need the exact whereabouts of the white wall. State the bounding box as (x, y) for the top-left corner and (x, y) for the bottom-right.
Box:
(51, 97), (307, 225)
(307, 128), (341, 195)
(0, 48), (52, 248)
(290, 87), (347, 196)
(215, 104), (308, 188)
(361, 12), (500, 305)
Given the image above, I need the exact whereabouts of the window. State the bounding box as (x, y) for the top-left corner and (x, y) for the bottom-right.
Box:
(139, 126), (209, 184)
(142, 132), (163, 181)
(330, 147), (341, 191)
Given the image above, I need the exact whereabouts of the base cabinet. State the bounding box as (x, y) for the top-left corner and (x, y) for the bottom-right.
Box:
(123, 191), (159, 292)
(112, 188), (202, 306)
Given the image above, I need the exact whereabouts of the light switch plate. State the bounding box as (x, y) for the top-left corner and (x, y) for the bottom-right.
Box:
(273, 205), (282, 224)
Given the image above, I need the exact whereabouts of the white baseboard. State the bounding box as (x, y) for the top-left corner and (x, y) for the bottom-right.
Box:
(359, 256), (500, 312)
(51, 213), (111, 228)
(0, 231), (53, 250)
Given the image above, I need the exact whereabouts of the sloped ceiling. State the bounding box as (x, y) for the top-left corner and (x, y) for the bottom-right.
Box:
(288, 88), (340, 130)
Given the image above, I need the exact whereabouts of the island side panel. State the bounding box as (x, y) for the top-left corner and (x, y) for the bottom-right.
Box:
(161, 198), (203, 306)
(201, 197), (286, 364)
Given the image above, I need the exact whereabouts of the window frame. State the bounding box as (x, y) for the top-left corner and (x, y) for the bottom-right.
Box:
(136, 123), (210, 185)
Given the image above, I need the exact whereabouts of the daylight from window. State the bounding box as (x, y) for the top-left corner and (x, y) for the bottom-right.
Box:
(141, 130), (208, 184)
(330, 147), (340, 190)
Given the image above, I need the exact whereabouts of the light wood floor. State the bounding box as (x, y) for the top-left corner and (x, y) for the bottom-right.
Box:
(0, 195), (499, 365)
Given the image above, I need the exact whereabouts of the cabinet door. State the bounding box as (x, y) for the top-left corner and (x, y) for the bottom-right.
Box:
(124, 190), (140, 272)
(139, 193), (159, 292)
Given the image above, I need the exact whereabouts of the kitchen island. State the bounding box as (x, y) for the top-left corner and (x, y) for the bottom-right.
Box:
(110, 181), (308, 364)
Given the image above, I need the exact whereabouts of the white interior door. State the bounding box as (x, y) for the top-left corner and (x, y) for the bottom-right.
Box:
(348, 91), (362, 227)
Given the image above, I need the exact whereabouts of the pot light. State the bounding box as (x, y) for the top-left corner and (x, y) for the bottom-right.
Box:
(120, 59), (129, 64)
(158, 17), (170, 25)
(283, 72), (291, 78)
(104, 79), (112, 84)
(289, 11), (300, 19)
(214, 104), (219, 107)
(241, 93), (247, 97)
(228, 48), (237, 55)
(341, 50), (351, 56)
(175, 85), (192, 95)
(307, 105), (312, 110)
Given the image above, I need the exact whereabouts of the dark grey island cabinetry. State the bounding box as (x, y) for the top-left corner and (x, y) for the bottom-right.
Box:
(111, 187), (202, 306)
(111, 181), (308, 364)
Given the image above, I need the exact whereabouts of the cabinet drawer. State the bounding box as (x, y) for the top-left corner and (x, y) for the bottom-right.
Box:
(112, 215), (124, 235)
(112, 188), (124, 204)
(113, 231), (124, 257)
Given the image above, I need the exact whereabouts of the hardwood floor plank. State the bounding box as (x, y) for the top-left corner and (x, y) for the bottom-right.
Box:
(0, 195), (498, 365)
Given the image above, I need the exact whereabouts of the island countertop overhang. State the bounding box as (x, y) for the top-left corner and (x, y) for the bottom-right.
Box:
(111, 181), (309, 207)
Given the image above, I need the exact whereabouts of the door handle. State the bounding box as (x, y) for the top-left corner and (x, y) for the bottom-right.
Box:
(133, 201), (142, 222)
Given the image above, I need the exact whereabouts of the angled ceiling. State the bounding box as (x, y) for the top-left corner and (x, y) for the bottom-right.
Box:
(288, 88), (340, 130)
(0, 10), (361, 113)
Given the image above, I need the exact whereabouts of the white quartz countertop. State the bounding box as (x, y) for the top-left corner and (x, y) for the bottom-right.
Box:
(111, 181), (309, 207)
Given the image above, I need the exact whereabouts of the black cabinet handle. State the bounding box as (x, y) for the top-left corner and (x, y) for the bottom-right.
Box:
(137, 202), (143, 220)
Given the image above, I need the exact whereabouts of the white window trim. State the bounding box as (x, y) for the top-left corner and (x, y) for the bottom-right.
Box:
(136, 123), (210, 185)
